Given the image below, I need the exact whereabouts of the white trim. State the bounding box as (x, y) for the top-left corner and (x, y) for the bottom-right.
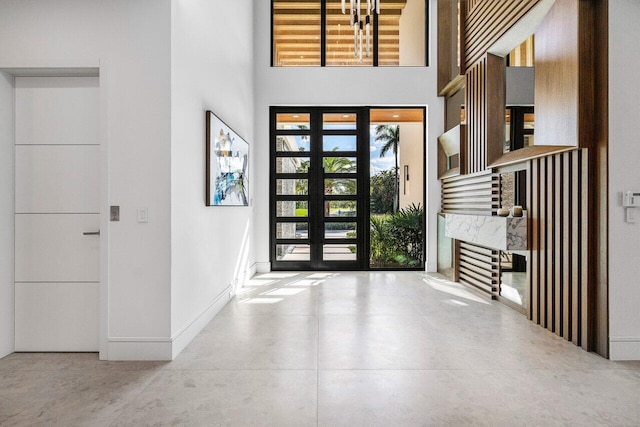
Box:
(107, 340), (172, 361)
(610, 337), (640, 361)
(248, 262), (258, 278)
(106, 285), (234, 361)
(171, 285), (232, 359)
(98, 60), (110, 361)
(256, 261), (271, 273)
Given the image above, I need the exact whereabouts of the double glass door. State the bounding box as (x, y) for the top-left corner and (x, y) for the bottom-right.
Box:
(271, 108), (368, 270)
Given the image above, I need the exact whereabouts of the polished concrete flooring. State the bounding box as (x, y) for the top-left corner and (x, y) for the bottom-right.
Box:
(2, 272), (640, 426)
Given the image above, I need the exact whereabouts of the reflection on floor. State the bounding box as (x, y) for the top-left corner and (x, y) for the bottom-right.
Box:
(501, 271), (527, 306)
(2, 271), (639, 425)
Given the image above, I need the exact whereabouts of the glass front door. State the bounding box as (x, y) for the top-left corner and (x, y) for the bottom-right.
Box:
(270, 106), (425, 271)
(271, 108), (367, 270)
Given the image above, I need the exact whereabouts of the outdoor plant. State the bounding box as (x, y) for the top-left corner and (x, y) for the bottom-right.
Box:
(370, 203), (424, 267)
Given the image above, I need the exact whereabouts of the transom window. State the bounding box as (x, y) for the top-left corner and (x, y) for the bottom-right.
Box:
(272, 0), (428, 67)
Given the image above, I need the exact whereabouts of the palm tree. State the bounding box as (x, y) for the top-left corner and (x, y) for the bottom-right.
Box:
(323, 148), (357, 216)
(375, 125), (400, 213)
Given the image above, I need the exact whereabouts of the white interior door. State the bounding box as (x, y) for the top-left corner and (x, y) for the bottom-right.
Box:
(14, 76), (100, 352)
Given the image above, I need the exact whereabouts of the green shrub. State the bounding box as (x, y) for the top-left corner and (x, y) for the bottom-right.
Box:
(369, 204), (423, 267)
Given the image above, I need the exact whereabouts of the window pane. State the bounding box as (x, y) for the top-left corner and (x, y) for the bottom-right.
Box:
(323, 113), (357, 130)
(323, 244), (357, 261)
(323, 135), (357, 152)
(277, 179), (308, 195)
(325, 222), (357, 239)
(326, 0), (373, 66)
(325, 178), (357, 195)
(276, 113), (311, 130)
(391, 0), (426, 66)
(273, 1), (321, 66)
(276, 201), (308, 218)
(276, 135), (311, 152)
(276, 157), (310, 174)
(323, 157), (357, 173)
(276, 244), (310, 261)
(276, 222), (308, 239)
(325, 200), (356, 217)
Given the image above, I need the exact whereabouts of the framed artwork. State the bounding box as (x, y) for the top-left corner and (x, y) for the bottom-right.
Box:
(206, 110), (249, 206)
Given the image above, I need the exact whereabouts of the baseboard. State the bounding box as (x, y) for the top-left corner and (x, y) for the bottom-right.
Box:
(248, 262), (257, 278)
(425, 262), (437, 273)
(170, 285), (233, 359)
(107, 285), (234, 361)
(255, 261), (271, 273)
(610, 337), (640, 360)
(107, 337), (172, 361)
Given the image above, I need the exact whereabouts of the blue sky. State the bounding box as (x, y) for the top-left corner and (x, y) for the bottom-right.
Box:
(288, 128), (395, 176)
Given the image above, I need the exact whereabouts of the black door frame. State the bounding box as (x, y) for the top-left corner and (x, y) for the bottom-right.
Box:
(270, 106), (426, 271)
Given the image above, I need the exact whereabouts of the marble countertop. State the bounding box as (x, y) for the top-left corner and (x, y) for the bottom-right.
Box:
(444, 213), (527, 251)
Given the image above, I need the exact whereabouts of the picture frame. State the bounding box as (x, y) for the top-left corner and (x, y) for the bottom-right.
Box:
(206, 110), (249, 206)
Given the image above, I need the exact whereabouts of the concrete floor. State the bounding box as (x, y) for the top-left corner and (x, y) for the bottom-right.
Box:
(2, 271), (640, 426)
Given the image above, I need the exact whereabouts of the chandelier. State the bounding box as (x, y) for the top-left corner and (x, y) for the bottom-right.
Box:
(342, 0), (381, 62)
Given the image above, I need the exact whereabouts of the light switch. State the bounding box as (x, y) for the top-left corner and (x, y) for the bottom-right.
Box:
(110, 206), (120, 222)
(137, 207), (148, 223)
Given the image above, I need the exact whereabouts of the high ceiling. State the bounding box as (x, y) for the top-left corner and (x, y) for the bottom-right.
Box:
(273, 0), (409, 66)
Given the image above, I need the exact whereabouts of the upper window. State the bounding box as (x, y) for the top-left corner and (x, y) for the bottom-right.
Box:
(272, 0), (427, 67)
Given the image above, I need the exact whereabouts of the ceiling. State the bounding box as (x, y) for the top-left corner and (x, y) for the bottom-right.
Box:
(273, 0), (409, 66)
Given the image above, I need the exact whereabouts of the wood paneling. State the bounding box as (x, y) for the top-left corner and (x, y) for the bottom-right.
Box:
(437, 0), (608, 357)
(441, 170), (499, 215)
(528, 150), (592, 348)
(485, 53), (506, 167)
(459, 242), (499, 298)
(464, 58), (486, 174)
(534, 0), (578, 147)
(438, 0), (465, 95)
(463, 0), (541, 70)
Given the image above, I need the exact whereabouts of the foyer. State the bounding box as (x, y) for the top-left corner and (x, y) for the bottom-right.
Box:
(2, 272), (639, 425)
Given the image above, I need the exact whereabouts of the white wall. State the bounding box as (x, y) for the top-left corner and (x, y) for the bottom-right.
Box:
(254, 0), (443, 272)
(170, 0), (254, 356)
(399, 123), (425, 208)
(0, 0), (173, 360)
(0, 72), (14, 358)
(609, 0), (640, 360)
(400, 0), (427, 66)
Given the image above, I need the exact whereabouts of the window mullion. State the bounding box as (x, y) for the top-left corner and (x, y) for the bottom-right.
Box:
(321, 0), (327, 67)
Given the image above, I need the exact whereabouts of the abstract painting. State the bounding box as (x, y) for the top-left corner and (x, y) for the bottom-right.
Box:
(206, 110), (249, 206)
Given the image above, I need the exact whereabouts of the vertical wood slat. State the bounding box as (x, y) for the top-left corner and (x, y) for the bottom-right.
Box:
(464, 58), (487, 175)
(547, 156), (554, 332)
(529, 159), (539, 323)
(562, 153), (571, 341)
(527, 149), (590, 347)
(554, 154), (562, 336)
(539, 157), (546, 328)
(571, 150), (580, 345)
(580, 149), (590, 350)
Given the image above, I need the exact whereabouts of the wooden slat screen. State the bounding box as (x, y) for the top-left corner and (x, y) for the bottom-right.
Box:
(467, 0), (482, 14)
(464, 58), (487, 174)
(441, 170), (499, 215)
(459, 242), (499, 298)
(528, 149), (590, 349)
(463, 0), (541, 70)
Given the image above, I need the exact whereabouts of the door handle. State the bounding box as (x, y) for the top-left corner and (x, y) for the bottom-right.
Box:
(83, 231), (101, 236)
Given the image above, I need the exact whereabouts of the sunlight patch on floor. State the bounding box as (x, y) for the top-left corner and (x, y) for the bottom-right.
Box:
(423, 274), (490, 305)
